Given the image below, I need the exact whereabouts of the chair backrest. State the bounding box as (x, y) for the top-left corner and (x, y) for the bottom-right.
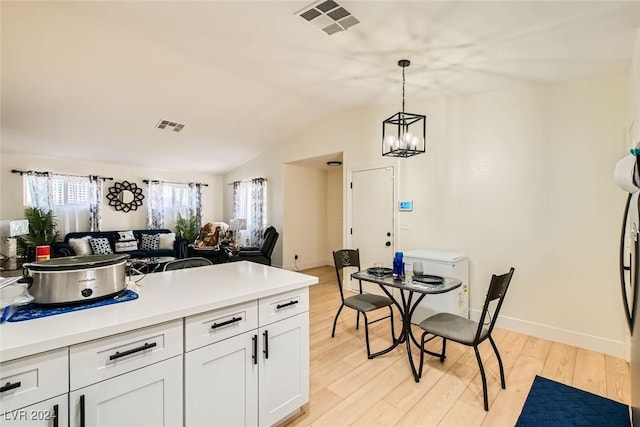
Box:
(259, 226), (279, 258)
(332, 249), (361, 301)
(475, 267), (515, 343)
(163, 257), (214, 271)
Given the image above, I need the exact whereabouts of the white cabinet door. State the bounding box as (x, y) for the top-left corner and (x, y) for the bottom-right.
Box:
(185, 331), (258, 427)
(258, 313), (309, 427)
(0, 394), (67, 427)
(69, 356), (182, 427)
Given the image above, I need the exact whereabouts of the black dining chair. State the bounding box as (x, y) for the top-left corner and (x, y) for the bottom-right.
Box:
(417, 267), (515, 411)
(163, 257), (214, 271)
(331, 249), (396, 358)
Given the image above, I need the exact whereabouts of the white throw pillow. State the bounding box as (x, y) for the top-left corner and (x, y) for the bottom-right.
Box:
(118, 230), (135, 241)
(115, 240), (138, 252)
(68, 236), (92, 256)
(158, 233), (175, 250)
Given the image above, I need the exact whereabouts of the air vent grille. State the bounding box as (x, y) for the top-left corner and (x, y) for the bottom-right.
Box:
(156, 119), (185, 133)
(296, 0), (360, 35)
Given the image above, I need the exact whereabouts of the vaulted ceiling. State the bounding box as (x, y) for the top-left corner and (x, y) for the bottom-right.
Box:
(2, 1), (639, 173)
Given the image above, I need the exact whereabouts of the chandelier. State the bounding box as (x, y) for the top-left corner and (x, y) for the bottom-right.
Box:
(382, 59), (426, 158)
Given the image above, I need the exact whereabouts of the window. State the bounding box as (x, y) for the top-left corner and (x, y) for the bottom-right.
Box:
(232, 178), (267, 247)
(27, 176), (93, 207)
(147, 181), (202, 232)
(23, 173), (103, 235)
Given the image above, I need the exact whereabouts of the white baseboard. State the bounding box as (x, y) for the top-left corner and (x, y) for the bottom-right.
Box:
(471, 309), (626, 359)
(282, 259), (329, 272)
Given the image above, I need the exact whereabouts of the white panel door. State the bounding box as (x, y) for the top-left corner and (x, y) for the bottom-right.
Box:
(350, 167), (395, 294)
(69, 356), (182, 427)
(259, 313), (309, 427)
(185, 330), (259, 427)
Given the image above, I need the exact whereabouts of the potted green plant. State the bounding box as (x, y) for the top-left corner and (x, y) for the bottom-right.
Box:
(175, 214), (198, 243)
(17, 207), (60, 256)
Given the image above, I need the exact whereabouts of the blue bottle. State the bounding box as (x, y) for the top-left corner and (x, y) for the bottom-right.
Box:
(393, 252), (404, 279)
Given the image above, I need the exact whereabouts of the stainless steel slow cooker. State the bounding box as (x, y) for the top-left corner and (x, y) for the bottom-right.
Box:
(19, 254), (130, 305)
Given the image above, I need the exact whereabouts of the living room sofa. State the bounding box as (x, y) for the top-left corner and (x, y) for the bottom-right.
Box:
(52, 229), (189, 259)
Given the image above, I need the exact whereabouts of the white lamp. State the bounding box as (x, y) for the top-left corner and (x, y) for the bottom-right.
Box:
(0, 219), (29, 259)
(229, 218), (247, 246)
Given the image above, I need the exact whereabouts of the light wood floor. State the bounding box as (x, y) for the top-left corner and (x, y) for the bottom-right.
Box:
(286, 266), (631, 427)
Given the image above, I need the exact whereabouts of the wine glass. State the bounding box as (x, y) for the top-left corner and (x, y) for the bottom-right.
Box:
(412, 261), (424, 277)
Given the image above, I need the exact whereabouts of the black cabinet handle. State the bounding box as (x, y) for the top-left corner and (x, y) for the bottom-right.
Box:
(53, 404), (59, 427)
(211, 316), (242, 330)
(0, 381), (21, 392)
(80, 394), (85, 427)
(276, 300), (299, 309)
(109, 342), (157, 360)
(252, 334), (258, 365)
(263, 330), (269, 359)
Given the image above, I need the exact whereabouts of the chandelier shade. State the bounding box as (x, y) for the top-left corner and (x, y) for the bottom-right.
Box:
(382, 60), (426, 158)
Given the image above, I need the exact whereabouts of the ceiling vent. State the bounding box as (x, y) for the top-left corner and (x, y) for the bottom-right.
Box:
(156, 120), (185, 133)
(297, 0), (360, 35)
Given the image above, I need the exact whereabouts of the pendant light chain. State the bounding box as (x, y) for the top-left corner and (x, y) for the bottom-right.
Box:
(402, 65), (406, 114)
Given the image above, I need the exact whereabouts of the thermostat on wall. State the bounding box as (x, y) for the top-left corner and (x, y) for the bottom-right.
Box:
(399, 200), (413, 211)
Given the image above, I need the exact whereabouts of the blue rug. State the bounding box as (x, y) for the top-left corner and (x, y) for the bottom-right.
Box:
(5, 290), (139, 322)
(516, 375), (630, 427)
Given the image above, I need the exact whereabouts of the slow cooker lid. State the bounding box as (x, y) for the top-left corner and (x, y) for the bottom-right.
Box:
(24, 254), (130, 271)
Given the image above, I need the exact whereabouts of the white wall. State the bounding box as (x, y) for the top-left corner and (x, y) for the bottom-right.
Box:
(224, 73), (629, 357)
(0, 152), (223, 231)
(279, 164), (343, 270)
(326, 167), (343, 262)
(282, 164), (327, 270)
(632, 29), (640, 148)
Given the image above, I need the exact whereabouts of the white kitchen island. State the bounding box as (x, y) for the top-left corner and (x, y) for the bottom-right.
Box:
(0, 261), (318, 427)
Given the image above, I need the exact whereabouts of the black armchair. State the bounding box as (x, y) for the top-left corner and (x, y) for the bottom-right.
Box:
(228, 226), (279, 266)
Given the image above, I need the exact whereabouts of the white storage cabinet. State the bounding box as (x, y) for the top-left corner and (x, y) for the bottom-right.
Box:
(185, 288), (310, 427)
(404, 249), (470, 323)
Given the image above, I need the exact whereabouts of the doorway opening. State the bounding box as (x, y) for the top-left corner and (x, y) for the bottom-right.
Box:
(283, 152), (343, 272)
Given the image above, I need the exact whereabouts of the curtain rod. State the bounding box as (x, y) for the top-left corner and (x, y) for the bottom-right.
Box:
(11, 169), (113, 181)
(143, 179), (209, 187)
(227, 178), (266, 185)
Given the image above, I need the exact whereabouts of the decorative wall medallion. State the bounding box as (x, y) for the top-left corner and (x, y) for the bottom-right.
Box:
(107, 181), (144, 212)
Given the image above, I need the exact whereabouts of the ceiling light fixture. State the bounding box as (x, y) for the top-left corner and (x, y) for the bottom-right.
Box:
(382, 60), (426, 158)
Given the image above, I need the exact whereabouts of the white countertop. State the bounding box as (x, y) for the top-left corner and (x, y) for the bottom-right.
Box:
(0, 261), (318, 362)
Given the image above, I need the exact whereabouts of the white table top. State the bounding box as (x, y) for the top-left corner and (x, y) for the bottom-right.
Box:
(0, 261), (318, 362)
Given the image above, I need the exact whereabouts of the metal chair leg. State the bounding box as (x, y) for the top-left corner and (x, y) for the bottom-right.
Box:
(440, 338), (447, 363)
(389, 306), (396, 342)
(356, 312), (360, 330)
(474, 346), (489, 411)
(331, 304), (344, 338)
(363, 312), (372, 358)
(489, 335), (506, 389)
(418, 331), (428, 378)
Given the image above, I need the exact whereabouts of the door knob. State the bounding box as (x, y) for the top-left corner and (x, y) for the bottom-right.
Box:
(385, 241), (391, 246)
